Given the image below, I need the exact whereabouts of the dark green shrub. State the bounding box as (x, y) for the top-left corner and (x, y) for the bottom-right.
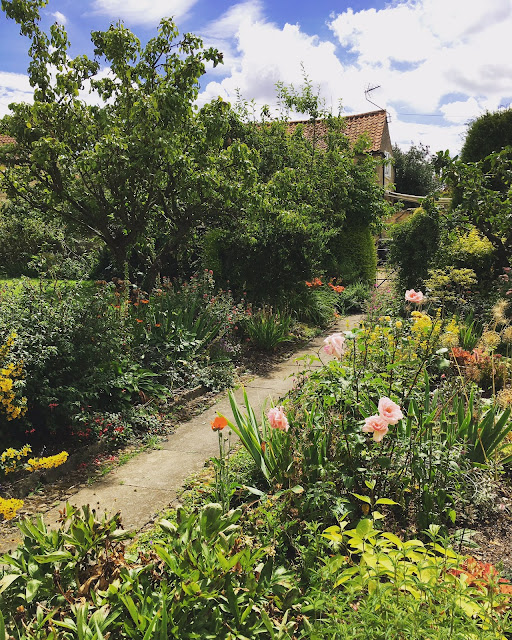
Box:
(328, 226), (377, 285)
(337, 280), (371, 313)
(388, 206), (440, 290)
(392, 143), (437, 195)
(0, 280), (126, 444)
(0, 201), (97, 279)
(460, 108), (512, 163)
(204, 216), (327, 304)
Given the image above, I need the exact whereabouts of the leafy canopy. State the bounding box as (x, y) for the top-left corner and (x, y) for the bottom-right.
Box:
(0, 0), (235, 282)
(392, 143), (437, 196)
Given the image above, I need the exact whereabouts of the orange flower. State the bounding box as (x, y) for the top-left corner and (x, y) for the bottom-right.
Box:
(136, 319), (143, 323)
(141, 299), (149, 304)
(155, 323), (161, 328)
(211, 416), (228, 431)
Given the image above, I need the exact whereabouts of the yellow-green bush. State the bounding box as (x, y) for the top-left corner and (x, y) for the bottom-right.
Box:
(446, 227), (496, 286)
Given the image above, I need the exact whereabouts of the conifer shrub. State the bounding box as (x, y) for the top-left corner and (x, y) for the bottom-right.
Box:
(388, 206), (440, 290)
(328, 226), (377, 285)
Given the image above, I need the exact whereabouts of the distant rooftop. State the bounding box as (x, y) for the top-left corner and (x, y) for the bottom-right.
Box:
(0, 134), (16, 145)
(287, 109), (389, 153)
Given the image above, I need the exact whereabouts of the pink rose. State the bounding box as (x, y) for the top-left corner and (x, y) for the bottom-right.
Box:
(323, 332), (346, 358)
(405, 289), (424, 304)
(378, 397), (403, 425)
(362, 415), (389, 442)
(267, 406), (289, 432)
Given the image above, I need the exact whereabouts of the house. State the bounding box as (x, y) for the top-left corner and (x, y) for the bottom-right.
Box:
(287, 109), (395, 187)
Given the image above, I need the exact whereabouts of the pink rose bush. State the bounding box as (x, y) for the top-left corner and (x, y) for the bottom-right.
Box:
(267, 406), (289, 432)
(362, 397), (403, 442)
(362, 415), (389, 442)
(405, 289), (424, 304)
(323, 332), (346, 358)
(377, 397), (404, 425)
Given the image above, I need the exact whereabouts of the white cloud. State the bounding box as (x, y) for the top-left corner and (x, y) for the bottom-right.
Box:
(51, 11), (67, 25)
(91, 0), (198, 25)
(196, 0), (512, 154)
(328, 0), (512, 113)
(199, 3), (346, 115)
(0, 72), (33, 118)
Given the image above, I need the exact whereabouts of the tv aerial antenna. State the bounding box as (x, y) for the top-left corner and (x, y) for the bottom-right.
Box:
(364, 84), (390, 120)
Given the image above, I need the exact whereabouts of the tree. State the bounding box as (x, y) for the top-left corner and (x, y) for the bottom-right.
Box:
(203, 83), (389, 300)
(434, 148), (512, 268)
(392, 143), (437, 196)
(0, 0), (235, 284)
(460, 108), (512, 163)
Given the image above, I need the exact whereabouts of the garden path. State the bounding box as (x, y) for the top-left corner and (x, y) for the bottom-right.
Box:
(0, 314), (363, 553)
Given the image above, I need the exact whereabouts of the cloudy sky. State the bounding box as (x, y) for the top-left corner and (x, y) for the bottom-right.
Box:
(1, 0), (511, 154)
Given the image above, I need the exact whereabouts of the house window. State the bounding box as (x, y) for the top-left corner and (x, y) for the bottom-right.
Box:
(384, 151), (392, 179)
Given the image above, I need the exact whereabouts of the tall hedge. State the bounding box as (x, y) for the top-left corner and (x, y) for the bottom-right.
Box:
(327, 226), (377, 285)
(388, 206), (440, 290)
(460, 109), (512, 163)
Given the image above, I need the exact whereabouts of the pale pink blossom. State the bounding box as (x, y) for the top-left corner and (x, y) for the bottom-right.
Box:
(267, 406), (289, 432)
(405, 289), (424, 304)
(362, 415), (389, 442)
(323, 332), (346, 358)
(378, 397), (403, 425)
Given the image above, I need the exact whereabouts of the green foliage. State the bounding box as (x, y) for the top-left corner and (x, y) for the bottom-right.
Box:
(0, 502), (297, 639)
(392, 143), (438, 196)
(460, 108), (512, 163)
(388, 205), (440, 290)
(206, 84), (387, 304)
(457, 312), (483, 351)
(0, 201), (97, 279)
(425, 267), (478, 313)
(0, 2), (228, 284)
(318, 521), (508, 638)
(326, 226), (377, 285)
(441, 227), (496, 288)
(337, 281), (371, 314)
(0, 280), (125, 442)
(225, 389), (294, 487)
(243, 307), (293, 350)
(435, 148), (512, 269)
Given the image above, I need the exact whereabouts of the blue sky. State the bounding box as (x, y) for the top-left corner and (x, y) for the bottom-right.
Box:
(1, 0), (512, 154)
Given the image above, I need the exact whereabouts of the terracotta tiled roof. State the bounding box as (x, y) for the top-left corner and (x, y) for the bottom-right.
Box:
(287, 109), (388, 153)
(343, 110), (388, 153)
(0, 134), (15, 145)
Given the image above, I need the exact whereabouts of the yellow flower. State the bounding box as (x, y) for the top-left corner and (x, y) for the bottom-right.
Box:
(481, 331), (501, 350)
(395, 321), (403, 329)
(493, 299), (509, 324)
(27, 451), (69, 472)
(0, 496), (24, 520)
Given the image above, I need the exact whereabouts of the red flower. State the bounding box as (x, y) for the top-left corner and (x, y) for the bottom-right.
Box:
(211, 416), (228, 431)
